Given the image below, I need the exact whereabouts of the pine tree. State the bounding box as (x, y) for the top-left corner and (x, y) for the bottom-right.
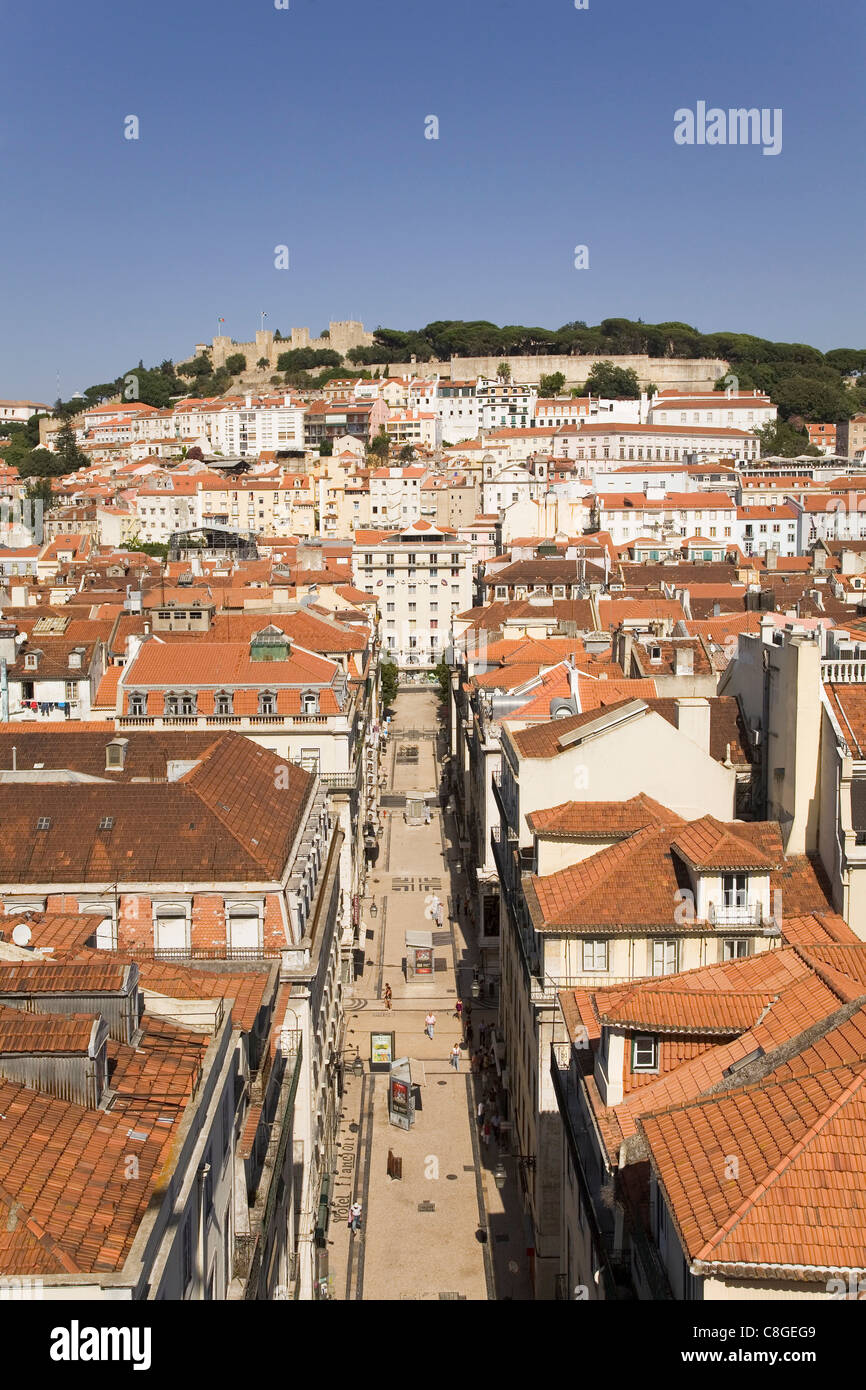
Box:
(54, 419), (88, 473)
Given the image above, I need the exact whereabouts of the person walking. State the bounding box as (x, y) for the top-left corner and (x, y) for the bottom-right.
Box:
(482, 1121), (491, 1148)
(471, 1050), (481, 1075)
(454, 998), (463, 1021)
(464, 1020), (473, 1047)
(425, 1011), (436, 1040)
(491, 1112), (501, 1143)
(383, 983), (392, 1011)
(348, 1201), (362, 1235)
(477, 1099), (485, 1127)
(450, 1042), (461, 1071)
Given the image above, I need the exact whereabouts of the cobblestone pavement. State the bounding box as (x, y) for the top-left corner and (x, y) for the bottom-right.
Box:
(323, 691), (534, 1302)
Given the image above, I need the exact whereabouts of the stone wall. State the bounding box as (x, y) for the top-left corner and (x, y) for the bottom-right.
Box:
(202, 321), (374, 371)
(363, 354), (729, 392)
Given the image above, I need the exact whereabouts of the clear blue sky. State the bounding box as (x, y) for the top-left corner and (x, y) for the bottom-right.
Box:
(1, 0), (863, 401)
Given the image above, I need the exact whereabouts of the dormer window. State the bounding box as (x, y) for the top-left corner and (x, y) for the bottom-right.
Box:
(24, 652), (38, 671)
(129, 693), (147, 717)
(258, 691), (276, 716)
(632, 1035), (659, 1072)
(214, 691), (233, 716)
(301, 691), (319, 715)
(650, 645), (662, 664)
(68, 649), (83, 670)
(105, 738), (128, 769)
(165, 692), (197, 717)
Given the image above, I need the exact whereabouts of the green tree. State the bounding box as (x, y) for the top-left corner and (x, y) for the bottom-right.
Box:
(757, 419), (821, 458)
(583, 361), (642, 398)
(369, 429), (390, 461)
(319, 438), (334, 457)
(256, 357), (269, 369)
(497, 361), (511, 383)
(380, 660), (399, 708)
(53, 419), (89, 473)
(24, 477), (58, 512)
(432, 658), (452, 703)
(399, 444), (416, 461)
(539, 372), (565, 396)
(225, 352), (246, 374)
(773, 374), (854, 424)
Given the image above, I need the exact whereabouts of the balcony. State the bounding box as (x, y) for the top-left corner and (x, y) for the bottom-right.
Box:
(707, 901), (763, 927)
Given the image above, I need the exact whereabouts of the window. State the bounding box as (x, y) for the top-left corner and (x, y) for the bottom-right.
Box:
(258, 691), (276, 715)
(723, 873), (748, 908)
(632, 1035), (659, 1071)
(582, 939), (608, 972)
(214, 691), (233, 716)
(129, 693), (147, 716)
(36, 817), (51, 831)
(301, 692), (319, 715)
(723, 938), (750, 960)
(228, 903), (261, 952)
(181, 1212), (193, 1293)
(155, 904), (188, 953)
(652, 939), (678, 976)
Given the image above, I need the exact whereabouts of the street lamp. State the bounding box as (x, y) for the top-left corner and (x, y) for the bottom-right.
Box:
(470, 979), (481, 1000)
(493, 1161), (507, 1190)
(370, 901), (378, 918)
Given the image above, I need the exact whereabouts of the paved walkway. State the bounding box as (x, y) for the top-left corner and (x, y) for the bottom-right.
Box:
(323, 691), (533, 1302)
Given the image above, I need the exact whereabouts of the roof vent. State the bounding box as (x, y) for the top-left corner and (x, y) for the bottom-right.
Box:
(722, 1046), (764, 1077)
(35, 817), (51, 831)
(98, 816), (115, 831)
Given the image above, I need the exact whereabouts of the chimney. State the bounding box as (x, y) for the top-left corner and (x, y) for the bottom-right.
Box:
(674, 646), (695, 676)
(674, 696), (710, 753)
(766, 548), (779, 571)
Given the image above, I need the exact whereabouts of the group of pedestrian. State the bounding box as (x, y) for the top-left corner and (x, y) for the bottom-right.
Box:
(470, 1046), (496, 1077)
(476, 1098), (502, 1148)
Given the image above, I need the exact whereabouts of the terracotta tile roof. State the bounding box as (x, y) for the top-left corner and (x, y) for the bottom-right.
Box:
(671, 816), (783, 871)
(0, 1005), (99, 1054)
(0, 913), (99, 953)
(527, 821), (819, 935)
(0, 1011), (209, 1275)
(640, 1063), (866, 1273)
(0, 733), (314, 884)
(527, 793), (683, 840)
(824, 684), (866, 759)
(124, 639), (339, 689)
(598, 989), (778, 1034)
(0, 728), (222, 781)
(0, 961), (128, 994)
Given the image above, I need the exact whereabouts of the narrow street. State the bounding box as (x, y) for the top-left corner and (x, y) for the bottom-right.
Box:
(324, 690), (533, 1301)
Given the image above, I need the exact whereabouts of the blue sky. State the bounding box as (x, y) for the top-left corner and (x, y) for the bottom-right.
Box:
(1, 0), (863, 400)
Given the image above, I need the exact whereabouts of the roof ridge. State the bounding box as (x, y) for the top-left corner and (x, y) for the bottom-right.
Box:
(694, 1064), (866, 1262)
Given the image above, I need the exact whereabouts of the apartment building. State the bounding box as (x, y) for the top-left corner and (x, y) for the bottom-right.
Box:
(593, 492), (738, 548)
(576, 422), (759, 466)
(836, 415), (866, 461)
(133, 473), (197, 543)
(551, 930), (866, 1300)
(0, 729), (344, 1298)
(649, 389), (776, 430)
(352, 520), (473, 673)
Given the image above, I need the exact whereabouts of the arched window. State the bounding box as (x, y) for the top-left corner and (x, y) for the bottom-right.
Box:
(258, 690), (276, 716)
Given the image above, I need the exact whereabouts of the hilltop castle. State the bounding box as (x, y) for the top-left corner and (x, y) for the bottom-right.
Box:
(194, 321), (374, 369)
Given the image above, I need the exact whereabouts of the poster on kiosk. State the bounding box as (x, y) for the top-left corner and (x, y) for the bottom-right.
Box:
(388, 1058), (414, 1130)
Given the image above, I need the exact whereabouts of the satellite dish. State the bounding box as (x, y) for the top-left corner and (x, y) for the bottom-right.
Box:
(11, 923), (32, 947)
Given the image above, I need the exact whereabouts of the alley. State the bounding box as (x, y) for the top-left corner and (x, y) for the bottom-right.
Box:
(324, 690), (532, 1301)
